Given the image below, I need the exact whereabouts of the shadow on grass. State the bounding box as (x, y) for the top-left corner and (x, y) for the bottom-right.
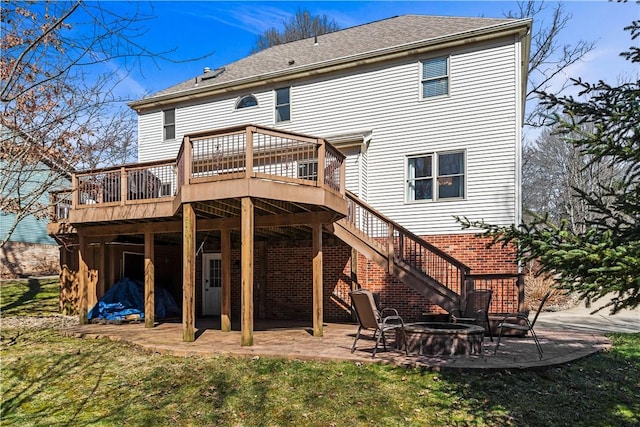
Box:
(435, 334), (640, 426)
(1, 278), (41, 314)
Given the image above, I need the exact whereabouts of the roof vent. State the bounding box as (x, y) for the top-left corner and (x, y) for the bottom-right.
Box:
(288, 59), (295, 66)
(314, 35), (318, 46)
(201, 67), (225, 81)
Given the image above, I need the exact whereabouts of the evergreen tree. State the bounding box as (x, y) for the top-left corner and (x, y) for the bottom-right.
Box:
(459, 21), (640, 314)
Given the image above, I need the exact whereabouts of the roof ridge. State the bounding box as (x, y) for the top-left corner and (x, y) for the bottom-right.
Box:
(132, 14), (530, 108)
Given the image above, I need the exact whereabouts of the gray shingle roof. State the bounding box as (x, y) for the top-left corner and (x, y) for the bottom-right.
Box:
(134, 14), (527, 107)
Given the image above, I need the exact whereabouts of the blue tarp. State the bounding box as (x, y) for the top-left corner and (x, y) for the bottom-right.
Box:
(88, 277), (181, 321)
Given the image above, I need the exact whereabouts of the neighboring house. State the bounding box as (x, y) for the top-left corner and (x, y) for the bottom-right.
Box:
(1, 136), (73, 278)
(50, 15), (532, 345)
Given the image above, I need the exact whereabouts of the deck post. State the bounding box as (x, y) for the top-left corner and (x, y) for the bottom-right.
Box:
(312, 223), (323, 337)
(182, 203), (196, 342)
(184, 136), (192, 185)
(241, 197), (254, 346)
(144, 230), (155, 328)
(78, 234), (88, 325)
(96, 240), (106, 301)
(339, 156), (346, 194)
(245, 127), (255, 179)
(120, 167), (127, 205)
(317, 140), (325, 188)
(71, 174), (78, 209)
(221, 228), (232, 332)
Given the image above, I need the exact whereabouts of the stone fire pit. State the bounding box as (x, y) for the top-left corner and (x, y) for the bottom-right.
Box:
(396, 322), (485, 356)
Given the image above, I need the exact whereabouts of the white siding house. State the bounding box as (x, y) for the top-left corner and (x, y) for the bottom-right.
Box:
(132, 15), (530, 237)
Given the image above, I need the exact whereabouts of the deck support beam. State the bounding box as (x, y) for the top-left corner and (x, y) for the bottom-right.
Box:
(312, 223), (323, 337)
(145, 230), (155, 328)
(182, 203), (196, 342)
(221, 228), (232, 332)
(97, 242), (106, 301)
(241, 197), (254, 346)
(78, 234), (88, 325)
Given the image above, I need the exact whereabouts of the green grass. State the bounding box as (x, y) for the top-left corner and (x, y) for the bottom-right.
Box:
(0, 278), (60, 316)
(1, 280), (639, 426)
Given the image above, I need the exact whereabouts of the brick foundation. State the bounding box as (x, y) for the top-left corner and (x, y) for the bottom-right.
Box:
(58, 232), (518, 325)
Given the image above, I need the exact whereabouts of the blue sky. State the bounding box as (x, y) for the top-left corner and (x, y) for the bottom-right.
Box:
(106, 1), (638, 103)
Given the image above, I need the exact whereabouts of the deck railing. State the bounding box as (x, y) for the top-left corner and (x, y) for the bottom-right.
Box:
(72, 159), (177, 208)
(343, 191), (471, 296)
(50, 189), (73, 221)
(179, 125), (345, 193)
(51, 125), (345, 221)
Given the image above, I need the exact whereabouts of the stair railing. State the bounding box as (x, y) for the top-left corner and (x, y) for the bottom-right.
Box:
(343, 191), (471, 297)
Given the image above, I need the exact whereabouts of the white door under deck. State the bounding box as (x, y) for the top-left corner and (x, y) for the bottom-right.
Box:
(202, 253), (222, 316)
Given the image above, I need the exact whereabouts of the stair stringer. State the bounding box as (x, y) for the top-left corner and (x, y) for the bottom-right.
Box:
(328, 220), (461, 314)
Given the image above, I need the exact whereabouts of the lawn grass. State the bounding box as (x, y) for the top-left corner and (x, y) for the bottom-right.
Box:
(1, 280), (639, 426)
(0, 277), (60, 316)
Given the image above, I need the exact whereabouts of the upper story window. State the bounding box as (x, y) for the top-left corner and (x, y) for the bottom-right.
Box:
(406, 151), (464, 202)
(236, 95), (258, 109)
(421, 57), (449, 99)
(163, 109), (175, 140)
(275, 87), (290, 122)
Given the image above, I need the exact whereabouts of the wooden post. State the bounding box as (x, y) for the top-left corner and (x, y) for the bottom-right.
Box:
(350, 247), (359, 321)
(241, 197), (254, 346)
(182, 203), (196, 342)
(339, 157), (346, 194)
(350, 248), (359, 291)
(184, 136), (192, 185)
(120, 167), (127, 205)
(97, 241), (106, 300)
(317, 141), (325, 188)
(144, 230), (155, 328)
(78, 234), (88, 325)
(87, 245), (97, 314)
(517, 273), (526, 313)
(387, 223), (395, 275)
(221, 228), (232, 332)
(312, 223), (323, 337)
(71, 174), (78, 209)
(245, 127), (254, 179)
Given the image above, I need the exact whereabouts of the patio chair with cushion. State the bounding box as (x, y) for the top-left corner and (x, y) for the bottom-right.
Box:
(349, 289), (408, 357)
(494, 290), (553, 360)
(451, 289), (494, 342)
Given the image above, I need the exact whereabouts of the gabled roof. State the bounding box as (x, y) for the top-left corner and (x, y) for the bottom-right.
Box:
(130, 14), (531, 111)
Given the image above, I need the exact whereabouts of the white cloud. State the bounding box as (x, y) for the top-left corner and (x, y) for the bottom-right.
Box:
(182, 4), (292, 36)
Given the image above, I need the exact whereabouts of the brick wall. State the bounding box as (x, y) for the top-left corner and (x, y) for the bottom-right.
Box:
(225, 238), (353, 322)
(357, 233), (518, 320)
(57, 231), (518, 324)
(422, 234), (517, 274)
(1, 241), (60, 278)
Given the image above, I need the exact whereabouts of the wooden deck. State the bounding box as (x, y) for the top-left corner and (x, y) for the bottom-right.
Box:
(50, 124), (347, 228)
(48, 125), (349, 347)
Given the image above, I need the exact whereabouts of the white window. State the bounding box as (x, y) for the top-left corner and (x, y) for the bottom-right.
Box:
(236, 95), (258, 109)
(407, 151), (464, 202)
(421, 57), (449, 98)
(275, 87), (290, 122)
(163, 109), (175, 140)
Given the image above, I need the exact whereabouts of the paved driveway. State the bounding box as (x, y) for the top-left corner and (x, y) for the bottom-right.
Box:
(536, 294), (640, 334)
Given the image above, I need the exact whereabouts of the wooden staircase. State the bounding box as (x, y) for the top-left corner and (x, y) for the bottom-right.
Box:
(327, 192), (470, 313)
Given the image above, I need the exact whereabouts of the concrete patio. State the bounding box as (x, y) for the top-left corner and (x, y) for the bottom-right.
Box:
(62, 315), (620, 371)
